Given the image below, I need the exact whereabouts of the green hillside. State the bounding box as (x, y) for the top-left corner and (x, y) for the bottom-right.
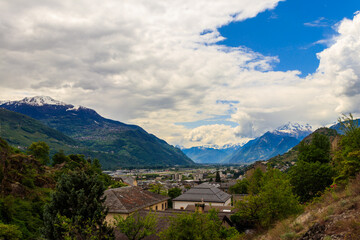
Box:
(0, 108), (77, 153)
(0, 107), (193, 169)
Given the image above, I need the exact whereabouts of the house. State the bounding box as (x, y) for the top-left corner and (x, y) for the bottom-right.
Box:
(172, 183), (231, 210)
(103, 186), (170, 223)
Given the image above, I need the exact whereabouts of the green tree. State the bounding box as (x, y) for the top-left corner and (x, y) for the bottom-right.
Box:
(27, 141), (50, 165)
(229, 179), (249, 194)
(0, 223), (22, 240)
(115, 211), (157, 240)
(298, 133), (331, 164)
(159, 210), (239, 240)
(52, 150), (69, 166)
(168, 187), (182, 199)
(149, 183), (165, 195)
(167, 187), (182, 208)
(232, 169), (302, 229)
(215, 171), (221, 183)
(42, 171), (113, 239)
(248, 168), (264, 195)
(334, 114), (360, 181)
(289, 161), (335, 202)
(290, 132), (335, 202)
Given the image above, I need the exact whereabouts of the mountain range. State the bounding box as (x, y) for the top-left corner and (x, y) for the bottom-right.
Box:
(181, 144), (241, 164)
(0, 96), (194, 169)
(182, 122), (313, 164)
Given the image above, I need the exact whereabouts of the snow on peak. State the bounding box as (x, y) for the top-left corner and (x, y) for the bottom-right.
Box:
(66, 105), (88, 111)
(272, 122), (312, 139)
(19, 96), (67, 106)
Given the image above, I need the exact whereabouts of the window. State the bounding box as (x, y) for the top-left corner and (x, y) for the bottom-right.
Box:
(156, 206), (158, 210)
(162, 203), (164, 209)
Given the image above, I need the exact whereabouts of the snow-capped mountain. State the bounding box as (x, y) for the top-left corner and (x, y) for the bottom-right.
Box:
(0, 96), (194, 168)
(272, 122), (313, 140)
(1, 96), (87, 111)
(225, 122), (313, 164)
(182, 144), (242, 164)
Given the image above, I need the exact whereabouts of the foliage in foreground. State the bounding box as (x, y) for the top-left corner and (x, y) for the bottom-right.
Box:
(159, 210), (239, 240)
(334, 114), (360, 182)
(231, 169), (302, 230)
(289, 133), (335, 202)
(42, 171), (113, 239)
(115, 211), (157, 240)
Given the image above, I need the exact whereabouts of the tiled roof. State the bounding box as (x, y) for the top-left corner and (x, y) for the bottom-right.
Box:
(172, 183), (231, 203)
(104, 186), (170, 214)
(121, 176), (136, 186)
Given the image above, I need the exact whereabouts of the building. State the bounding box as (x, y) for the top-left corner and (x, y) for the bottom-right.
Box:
(172, 183), (231, 210)
(103, 186), (170, 223)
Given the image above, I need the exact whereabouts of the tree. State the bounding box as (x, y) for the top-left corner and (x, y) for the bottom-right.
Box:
(334, 114), (360, 181)
(248, 168), (264, 195)
(159, 210), (239, 240)
(168, 187), (182, 199)
(115, 211), (157, 240)
(167, 187), (182, 208)
(42, 171), (113, 239)
(149, 183), (165, 195)
(27, 141), (50, 165)
(289, 161), (335, 202)
(232, 169), (302, 229)
(298, 133), (331, 164)
(0, 223), (22, 240)
(52, 150), (69, 166)
(215, 171), (221, 182)
(229, 179), (249, 194)
(289, 133), (335, 202)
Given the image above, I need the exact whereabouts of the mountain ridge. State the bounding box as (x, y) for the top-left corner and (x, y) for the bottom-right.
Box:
(223, 122), (313, 164)
(0, 96), (194, 169)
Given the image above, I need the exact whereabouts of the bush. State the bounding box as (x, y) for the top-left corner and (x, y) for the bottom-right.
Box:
(0, 223), (22, 240)
(232, 169), (302, 229)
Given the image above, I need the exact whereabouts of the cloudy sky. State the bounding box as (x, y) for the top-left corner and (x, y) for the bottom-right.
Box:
(1, 0), (360, 148)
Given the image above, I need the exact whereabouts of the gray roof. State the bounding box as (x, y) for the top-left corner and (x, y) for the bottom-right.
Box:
(173, 183), (231, 203)
(121, 176), (136, 186)
(104, 186), (170, 214)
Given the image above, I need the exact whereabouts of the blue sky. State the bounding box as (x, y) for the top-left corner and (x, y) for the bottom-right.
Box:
(218, 0), (360, 76)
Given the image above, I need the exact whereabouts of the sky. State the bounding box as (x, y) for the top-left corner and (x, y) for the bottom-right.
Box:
(1, 0), (360, 148)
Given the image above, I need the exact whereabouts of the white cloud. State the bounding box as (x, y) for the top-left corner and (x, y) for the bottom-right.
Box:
(1, 1), (360, 147)
(186, 124), (252, 147)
